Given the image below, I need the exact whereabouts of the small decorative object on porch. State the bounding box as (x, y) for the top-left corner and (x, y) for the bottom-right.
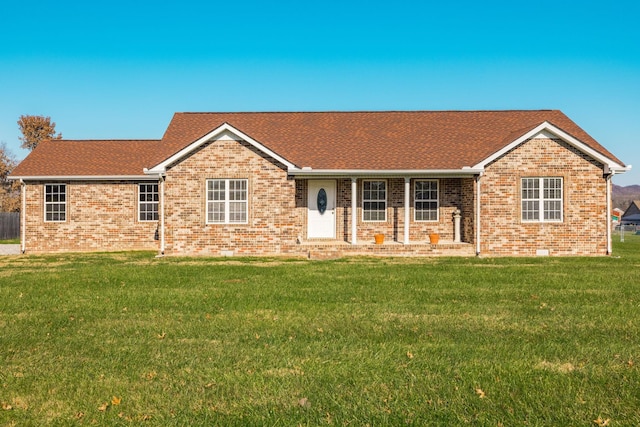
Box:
(429, 233), (440, 244)
(374, 233), (385, 244)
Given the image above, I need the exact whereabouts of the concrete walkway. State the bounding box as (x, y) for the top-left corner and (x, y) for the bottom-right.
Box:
(0, 244), (21, 255)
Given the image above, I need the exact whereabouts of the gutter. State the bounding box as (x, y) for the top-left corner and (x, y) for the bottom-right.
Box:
(9, 175), (155, 181)
(288, 167), (484, 178)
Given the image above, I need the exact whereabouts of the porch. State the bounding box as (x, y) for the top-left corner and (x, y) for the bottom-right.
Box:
(296, 176), (478, 256)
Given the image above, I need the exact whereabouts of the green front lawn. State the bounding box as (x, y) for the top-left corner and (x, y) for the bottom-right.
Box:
(1, 236), (639, 425)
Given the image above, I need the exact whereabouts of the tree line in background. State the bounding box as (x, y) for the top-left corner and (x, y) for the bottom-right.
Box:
(0, 115), (62, 212)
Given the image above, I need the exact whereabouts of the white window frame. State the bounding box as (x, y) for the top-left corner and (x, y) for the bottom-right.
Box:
(206, 179), (248, 224)
(362, 179), (387, 222)
(414, 179), (439, 222)
(138, 183), (159, 222)
(521, 177), (563, 222)
(44, 183), (66, 222)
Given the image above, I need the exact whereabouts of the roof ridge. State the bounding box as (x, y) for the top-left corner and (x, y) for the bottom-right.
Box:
(173, 109), (559, 115)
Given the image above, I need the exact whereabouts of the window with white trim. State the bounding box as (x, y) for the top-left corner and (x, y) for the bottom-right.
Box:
(415, 179), (439, 221)
(45, 184), (66, 222)
(363, 180), (386, 221)
(521, 177), (563, 222)
(206, 179), (248, 224)
(139, 183), (159, 221)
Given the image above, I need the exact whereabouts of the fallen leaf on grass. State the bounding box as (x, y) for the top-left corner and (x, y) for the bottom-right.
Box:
(298, 397), (311, 408)
(98, 402), (109, 412)
(406, 351), (414, 359)
(593, 417), (610, 426)
(2, 403), (12, 410)
(475, 388), (486, 398)
(111, 396), (121, 405)
(157, 332), (166, 339)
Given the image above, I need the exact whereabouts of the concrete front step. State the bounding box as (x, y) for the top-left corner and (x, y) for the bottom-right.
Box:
(306, 241), (475, 259)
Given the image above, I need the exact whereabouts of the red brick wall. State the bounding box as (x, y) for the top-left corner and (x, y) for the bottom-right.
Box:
(479, 138), (608, 256)
(23, 181), (158, 253)
(163, 139), (301, 255)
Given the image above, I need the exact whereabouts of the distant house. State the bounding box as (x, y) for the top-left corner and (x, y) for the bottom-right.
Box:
(9, 110), (630, 257)
(622, 201), (640, 225)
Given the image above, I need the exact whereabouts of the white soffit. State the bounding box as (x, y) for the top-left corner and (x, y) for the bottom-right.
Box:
(472, 121), (627, 171)
(146, 123), (296, 174)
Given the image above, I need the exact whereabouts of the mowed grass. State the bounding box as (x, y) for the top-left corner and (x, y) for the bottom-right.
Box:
(1, 237), (640, 426)
(0, 239), (19, 244)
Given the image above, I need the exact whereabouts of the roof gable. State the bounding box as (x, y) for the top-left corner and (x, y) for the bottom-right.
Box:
(472, 121), (627, 172)
(622, 200), (640, 217)
(146, 122), (296, 174)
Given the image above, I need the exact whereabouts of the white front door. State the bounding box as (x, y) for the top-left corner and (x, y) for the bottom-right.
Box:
(307, 180), (336, 239)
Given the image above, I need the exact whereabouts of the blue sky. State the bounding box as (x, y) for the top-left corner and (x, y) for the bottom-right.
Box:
(1, 0), (639, 184)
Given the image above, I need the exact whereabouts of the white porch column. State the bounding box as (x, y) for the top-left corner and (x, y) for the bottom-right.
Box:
(404, 177), (410, 244)
(351, 177), (358, 244)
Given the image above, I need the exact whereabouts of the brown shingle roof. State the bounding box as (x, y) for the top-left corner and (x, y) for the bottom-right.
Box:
(11, 110), (624, 178)
(11, 139), (160, 177)
(157, 110), (623, 170)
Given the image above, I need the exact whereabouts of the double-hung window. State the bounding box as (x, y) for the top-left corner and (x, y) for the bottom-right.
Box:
(139, 183), (159, 221)
(45, 184), (66, 222)
(206, 179), (248, 224)
(521, 177), (563, 222)
(363, 180), (386, 222)
(415, 179), (438, 221)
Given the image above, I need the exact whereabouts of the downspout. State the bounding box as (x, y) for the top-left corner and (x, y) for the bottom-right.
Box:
(20, 179), (26, 254)
(404, 177), (410, 244)
(159, 175), (165, 256)
(351, 178), (357, 244)
(475, 173), (482, 256)
(606, 172), (613, 255)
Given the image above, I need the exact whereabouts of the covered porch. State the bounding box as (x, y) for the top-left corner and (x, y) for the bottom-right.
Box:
(292, 173), (480, 257)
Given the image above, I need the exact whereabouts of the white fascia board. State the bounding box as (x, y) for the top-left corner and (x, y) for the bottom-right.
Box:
(146, 122), (297, 174)
(9, 175), (155, 181)
(472, 122), (627, 171)
(287, 168), (484, 178)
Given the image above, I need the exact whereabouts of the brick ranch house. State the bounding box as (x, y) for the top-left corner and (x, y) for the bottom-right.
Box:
(9, 110), (630, 257)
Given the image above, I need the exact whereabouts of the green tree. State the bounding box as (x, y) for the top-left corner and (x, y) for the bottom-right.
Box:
(17, 114), (62, 151)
